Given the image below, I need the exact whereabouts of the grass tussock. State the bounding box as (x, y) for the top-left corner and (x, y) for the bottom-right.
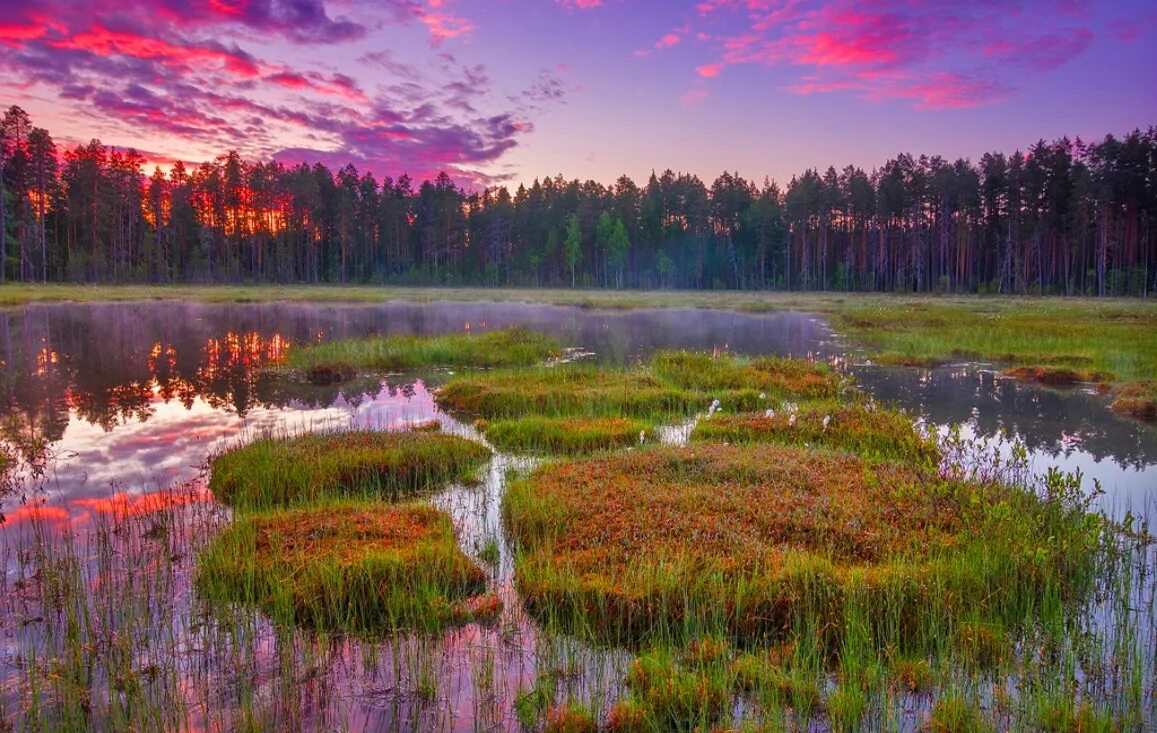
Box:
(288, 326), (560, 371)
(691, 401), (939, 466)
(195, 501), (489, 633)
(305, 362), (357, 385)
(651, 351), (843, 401)
(209, 430), (490, 508)
(1001, 365), (1111, 385)
(480, 416), (654, 454)
(505, 443), (1103, 649)
(1110, 380), (1157, 421)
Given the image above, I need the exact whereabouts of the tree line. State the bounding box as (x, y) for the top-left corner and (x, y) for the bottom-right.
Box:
(1, 106), (1154, 295)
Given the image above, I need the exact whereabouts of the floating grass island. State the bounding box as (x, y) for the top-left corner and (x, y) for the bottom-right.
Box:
(196, 501), (494, 634)
(435, 351), (844, 420)
(288, 326), (561, 372)
(505, 443), (1103, 649)
(209, 430), (490, 508)
(690, 401), (941, 465)
(479, 416), (655, 454)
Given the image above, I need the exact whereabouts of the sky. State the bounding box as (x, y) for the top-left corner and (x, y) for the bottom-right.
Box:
(1, 0), (1154, 189)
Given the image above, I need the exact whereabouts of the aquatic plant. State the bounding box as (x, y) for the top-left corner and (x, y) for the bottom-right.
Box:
(651, 351), (843, 401)
(195, 501), (488, 633)
(1110, 380), (1157, 421)
(505, 443), (1104, 651)
(435, 365), (707, 419)
(209, 430), (490, 508)
(481, 416), (655, 454)
(288, 326), (560, 371)
(691, 401), (939, 466)
(305, 362), (357, 385)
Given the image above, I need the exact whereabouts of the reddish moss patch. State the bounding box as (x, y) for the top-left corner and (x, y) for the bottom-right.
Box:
(505, 443), (1100, 646)
(196, 502), (489, 634)
(691, 402), (939, 466)
(1110, 380), (1157, 421)
(1002, 365), (1112, 386)
(306, 362), (356, 386)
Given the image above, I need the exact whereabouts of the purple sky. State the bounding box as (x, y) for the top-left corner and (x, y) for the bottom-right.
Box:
(2, 0), (1154, 188)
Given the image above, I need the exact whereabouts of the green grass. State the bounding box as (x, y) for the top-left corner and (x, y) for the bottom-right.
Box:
(435, 365), (708, 419)
(209, 430), (490, 508)
(195, 500), (491, 633)
(479, 416), (654, 454)
(288, 326), (560, 371)
(691, 401), (940, 466)
(435, 352), (839, 420)
(831, 297), (1157, 392)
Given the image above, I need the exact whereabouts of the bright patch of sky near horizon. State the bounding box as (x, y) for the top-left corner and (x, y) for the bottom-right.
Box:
(1, 0), (1154, 188)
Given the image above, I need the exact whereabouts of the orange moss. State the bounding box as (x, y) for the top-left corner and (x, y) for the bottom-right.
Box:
(305, 362), (356, 386)
(506, 444), (963, 641)
(1002, 365), (1112, 386)
(543, 705), (598, 733)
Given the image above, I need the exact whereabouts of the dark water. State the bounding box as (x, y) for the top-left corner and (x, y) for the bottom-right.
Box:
(1, 299), (1152, 524)
(1, 299), (1154, 731)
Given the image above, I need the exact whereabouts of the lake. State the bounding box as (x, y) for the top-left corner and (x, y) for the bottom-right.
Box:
(1, 299), (1153, 731)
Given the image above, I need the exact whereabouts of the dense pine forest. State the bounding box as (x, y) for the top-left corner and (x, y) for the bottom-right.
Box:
(1, 106), (1154, 295)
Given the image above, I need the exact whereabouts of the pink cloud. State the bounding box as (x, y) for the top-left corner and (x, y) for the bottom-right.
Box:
(558, 0), (604, 9)
(687, 0), (1098, 109)
(0, 1), (563, 186)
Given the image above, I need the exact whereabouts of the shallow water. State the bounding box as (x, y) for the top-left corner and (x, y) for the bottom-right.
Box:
(1, 299), (1154, 730)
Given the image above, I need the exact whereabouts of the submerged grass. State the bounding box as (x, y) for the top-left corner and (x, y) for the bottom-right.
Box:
(195, 500), (490, 634)
(505, 443), (1104, 650)
(691, 401), (940, 465)
(209, 430), (490, 508)
(288, 326), (560, 371)
(479, 416), (654, 454)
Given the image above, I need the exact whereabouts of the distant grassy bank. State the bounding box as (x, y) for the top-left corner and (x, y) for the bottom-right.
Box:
(3, 284), (1155, 418)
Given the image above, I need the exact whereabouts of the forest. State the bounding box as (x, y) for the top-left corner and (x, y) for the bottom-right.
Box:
(1, 105), (1154, 295)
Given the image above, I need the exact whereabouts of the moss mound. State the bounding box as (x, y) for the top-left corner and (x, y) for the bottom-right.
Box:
(210, 431), (490, 508)
(505, 443), (1101, 647)
(196, 501), (490, 633)
(691, 402), (940, 465)
(288, 326), (560, 371)
(481, 416), (654, 454)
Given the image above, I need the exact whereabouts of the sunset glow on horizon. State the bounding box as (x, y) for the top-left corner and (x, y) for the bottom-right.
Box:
(1, 0), (1155, 189)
